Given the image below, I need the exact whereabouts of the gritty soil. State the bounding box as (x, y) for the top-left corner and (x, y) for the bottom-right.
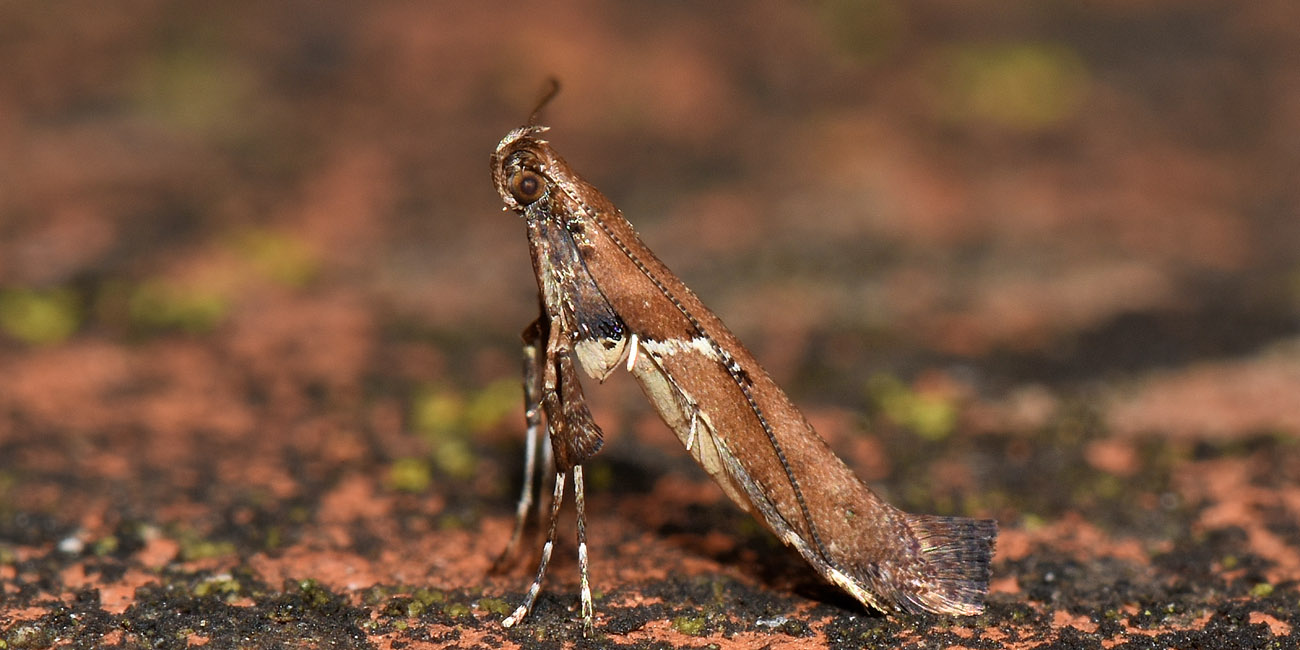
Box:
(3, 2), (1300, 649)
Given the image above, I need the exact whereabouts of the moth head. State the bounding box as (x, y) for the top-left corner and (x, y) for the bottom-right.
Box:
(492, 125), (552, 213)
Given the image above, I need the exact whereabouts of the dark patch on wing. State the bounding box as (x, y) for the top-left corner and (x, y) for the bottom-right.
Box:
(576, 303), (625, 342)
(539, 217), (628, 347)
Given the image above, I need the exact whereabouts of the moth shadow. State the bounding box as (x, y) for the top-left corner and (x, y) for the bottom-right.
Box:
(660, 500), (871, 610)
(494, 439), (878, 616)
(594, 448), (873, 615)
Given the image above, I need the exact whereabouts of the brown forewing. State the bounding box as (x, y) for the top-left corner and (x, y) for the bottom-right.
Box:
(546, 162), (922, 592)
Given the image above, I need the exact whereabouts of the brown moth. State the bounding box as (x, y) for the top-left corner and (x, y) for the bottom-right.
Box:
(489, 87), (996, 636)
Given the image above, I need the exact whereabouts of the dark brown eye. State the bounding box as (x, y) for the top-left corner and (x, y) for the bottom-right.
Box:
(509, 170), (545, 204)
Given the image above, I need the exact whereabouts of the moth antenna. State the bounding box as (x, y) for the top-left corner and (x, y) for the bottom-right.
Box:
(528, 78), (562, 126)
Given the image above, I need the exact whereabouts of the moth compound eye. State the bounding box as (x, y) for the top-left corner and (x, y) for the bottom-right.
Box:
(509, 170), (545, 204)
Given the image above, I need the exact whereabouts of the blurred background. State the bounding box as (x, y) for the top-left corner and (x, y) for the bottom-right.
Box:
(2, 1), (1299, 646)
(3, 2), (1297, 411)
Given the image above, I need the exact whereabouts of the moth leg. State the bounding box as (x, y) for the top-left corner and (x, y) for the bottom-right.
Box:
(503, 322), (604, 630)
(552, 346), (600, 635)
(685, 407), (700, 452)
(574, 464), (594, 637)
(624, 332), (640, 372)
(541, 326), (605, 472)
(492, 318), (547, 572)
(537, 429), (554, 527)
(502, 470), (567, 629)
(534, 319), (555, 524)
(553, 350), (605, 467)
(538, 423), (554, 523)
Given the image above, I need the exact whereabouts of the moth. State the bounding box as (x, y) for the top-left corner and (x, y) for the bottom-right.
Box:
(489, 86), (996, 636)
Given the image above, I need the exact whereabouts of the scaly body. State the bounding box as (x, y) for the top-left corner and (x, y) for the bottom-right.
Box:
(489, 111), (996, 636)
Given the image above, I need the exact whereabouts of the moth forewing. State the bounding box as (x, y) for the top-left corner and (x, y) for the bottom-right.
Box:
(569, 178), (998, 617)
(490, 121), (997, 634)
(627, 351), (755, 512)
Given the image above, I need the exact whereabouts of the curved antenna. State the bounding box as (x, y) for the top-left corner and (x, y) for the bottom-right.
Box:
(527, 78), (561, 126)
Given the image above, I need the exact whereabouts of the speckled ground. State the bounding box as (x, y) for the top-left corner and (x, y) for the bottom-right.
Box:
(4, 340), (1299, 649)
(3, 2), (1299, 649)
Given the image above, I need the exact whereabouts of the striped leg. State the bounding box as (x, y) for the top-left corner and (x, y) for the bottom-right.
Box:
(502, 470), (567, 628)
(538, 426), (554, 524)
(574, 464), (594, 636)
(492, 319), (547, 572)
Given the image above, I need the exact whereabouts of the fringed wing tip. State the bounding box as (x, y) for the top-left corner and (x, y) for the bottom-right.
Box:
(906, 514), (998, 616)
